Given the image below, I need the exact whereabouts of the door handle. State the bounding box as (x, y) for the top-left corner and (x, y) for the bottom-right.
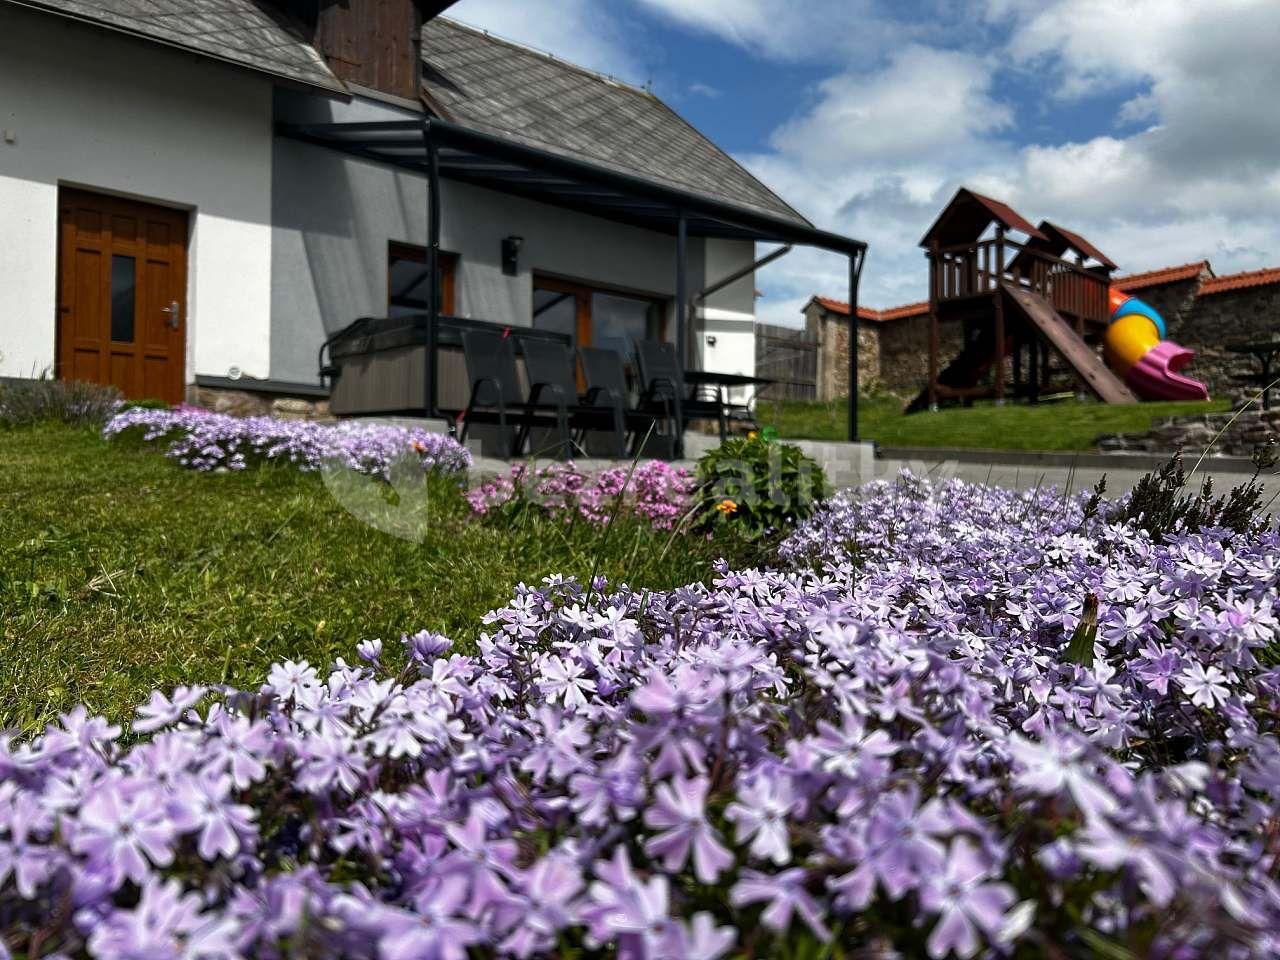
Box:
(161, 300), (180, 329)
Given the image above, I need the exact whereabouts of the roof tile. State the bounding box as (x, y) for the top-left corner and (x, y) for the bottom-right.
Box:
(421, 17), (810, 226)
(812, 296), (929, 323)
(12, 0), (343, 91)
(1198, 266), (1280, 296)
(1113, 261), (1212, 291)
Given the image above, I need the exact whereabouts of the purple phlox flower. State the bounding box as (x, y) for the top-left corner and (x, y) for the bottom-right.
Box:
(375, 875), (481, 960)
(632, 665), (726, 718)
(1075, 817), (1178, 907)
(520, 706), (590, 783)
(730, 868), (830, 941)
(356, 637), (383, 664)
(297, 734), (368, 795)
(812, 709), (898, 780)
(41, 704), (122, 756)
(538, 653), (597, 710)
(133, 685), (206, 734)
(1007, 733), (1117, 820)
(570, 750), (645, 826)
(203, 712), (270, 789)
(831, 785), (950, 907)
(404, 630), (454, 666)
(919, 837), (1016, 960)
(1133, 641), (1182, 696)
(169, 768), (256, 861)
(725, 770), (796, 865)
(498, 852), (584, 958)
(440, 808), (520, 915)
(0, 789), (56, 898)
(87, 876), (239, 960)
(666, 911), (736, 960)
(265, 659), (319, 702)
(71, 776), (176, 888)
(1179, 661), (1232, 708)
(643, 775), (734, 883)
(585, 846), (679, 960)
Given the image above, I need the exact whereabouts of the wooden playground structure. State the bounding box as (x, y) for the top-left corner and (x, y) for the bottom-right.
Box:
(909, 188), (1138, 412)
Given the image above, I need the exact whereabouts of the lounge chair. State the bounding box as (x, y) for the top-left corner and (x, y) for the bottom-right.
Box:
(578, 346), (664, 457)
(522, 339), (627, 458)
(458, 329), (570, 458)
(634, 340), (727, 448)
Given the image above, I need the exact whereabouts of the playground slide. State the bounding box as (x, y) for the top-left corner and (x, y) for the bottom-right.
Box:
(1103, 288), (1209, 401)
(1001, 284), (1137, 404)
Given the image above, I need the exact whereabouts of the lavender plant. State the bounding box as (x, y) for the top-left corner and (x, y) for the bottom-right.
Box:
(103, 406), (471, 478)
(2, 474), (1279, 957)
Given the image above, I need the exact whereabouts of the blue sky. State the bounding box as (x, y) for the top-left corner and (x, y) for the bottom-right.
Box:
(448, 0), (1280, 325)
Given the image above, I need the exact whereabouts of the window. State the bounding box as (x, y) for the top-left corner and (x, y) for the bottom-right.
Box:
(109, 254), (136, 343)
(532, 275), (665, 357)
(388, 242), (457, 317)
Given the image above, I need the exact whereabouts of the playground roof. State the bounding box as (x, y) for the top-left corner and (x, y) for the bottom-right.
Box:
(1039, 221), (1117, 269)
(1199, 266), (1280, 296)
(1113, 261), (1213, 291)
(919, 188), (1047, 248)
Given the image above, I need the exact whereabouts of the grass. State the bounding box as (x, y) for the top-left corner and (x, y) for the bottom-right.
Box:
(0, 424), (739, 731)
(758, 394), (1230, 451)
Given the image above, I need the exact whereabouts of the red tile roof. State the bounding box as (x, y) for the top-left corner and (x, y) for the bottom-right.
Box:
(1198, 266), (1280, 296)
(1113, 261), (1211, 291)
(811, 296), (928, 323)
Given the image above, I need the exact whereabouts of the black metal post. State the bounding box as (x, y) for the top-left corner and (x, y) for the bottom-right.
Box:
(675, 210), (687, 459)
(847, 248), (865, 442)
(423, 121), (441, 419)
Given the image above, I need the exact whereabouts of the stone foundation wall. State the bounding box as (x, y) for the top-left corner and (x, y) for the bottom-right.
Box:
(807, 302), (880, 401)
(191, 386), (332, 421)
(1098, 410), (1280, 458)
(1174, 287), (1280, 401)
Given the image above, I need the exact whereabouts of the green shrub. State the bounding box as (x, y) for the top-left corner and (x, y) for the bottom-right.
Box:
(0, 376), (123, 428)
(692, 432), (828, 539)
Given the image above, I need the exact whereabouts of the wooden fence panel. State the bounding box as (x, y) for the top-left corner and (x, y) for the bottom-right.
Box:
(754, 323), (818, 402)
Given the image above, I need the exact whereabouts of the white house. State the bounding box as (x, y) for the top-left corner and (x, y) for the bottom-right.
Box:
(0, 0), (862, 425)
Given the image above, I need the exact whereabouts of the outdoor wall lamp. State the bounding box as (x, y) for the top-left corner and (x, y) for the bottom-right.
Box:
(705, 334), (718, 347)
(502, 235), (523, 276)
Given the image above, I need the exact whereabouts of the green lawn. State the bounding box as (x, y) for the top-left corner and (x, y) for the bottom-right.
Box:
(758, 395), (1229, 451)
(0, 425), (735, 730)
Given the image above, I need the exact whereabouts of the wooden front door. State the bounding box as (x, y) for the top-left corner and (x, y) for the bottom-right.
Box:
(57, 188), (189, 404)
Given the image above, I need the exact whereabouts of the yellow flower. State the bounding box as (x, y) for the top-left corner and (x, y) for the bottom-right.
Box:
(747, 431), (758, 440)
(716, 499), (738, 515)
(412, 440), (427, 455)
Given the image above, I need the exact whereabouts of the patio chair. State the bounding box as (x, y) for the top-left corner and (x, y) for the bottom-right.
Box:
(578, 346), (662, 457)
(522, 339), (627, 458)
(459, 329), (569, 458)
(634, 340), (727, 445)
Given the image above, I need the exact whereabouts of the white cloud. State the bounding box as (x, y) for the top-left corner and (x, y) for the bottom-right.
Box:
(445, 0), (646, 82)
(747, 0), (1280, 318)
(629, 0), (898, 62)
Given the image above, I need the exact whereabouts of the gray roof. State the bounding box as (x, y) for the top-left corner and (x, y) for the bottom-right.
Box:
(421, 18), (811, 227)
(7, 0), (344, 92)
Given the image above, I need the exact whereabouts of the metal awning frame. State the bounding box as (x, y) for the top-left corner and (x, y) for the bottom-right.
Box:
(278, 116), (869, 443)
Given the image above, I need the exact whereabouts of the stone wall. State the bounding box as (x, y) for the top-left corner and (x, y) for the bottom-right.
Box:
(806, 302), (880, 401)
(1129, 278), (1201, 337)
(191, 386), (332, 421)
(1174, 286), (1280, 401)
(879, 314), (963, 397)
(1098, 409), (1280, 458)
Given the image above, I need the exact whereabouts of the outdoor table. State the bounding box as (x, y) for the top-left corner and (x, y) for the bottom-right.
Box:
(683, 370), (776, 432)
(1226, 340), (1280, 410)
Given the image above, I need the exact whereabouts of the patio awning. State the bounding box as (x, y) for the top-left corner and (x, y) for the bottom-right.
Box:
(278, 118), (864, 255)
(276, 116), (868, 441)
